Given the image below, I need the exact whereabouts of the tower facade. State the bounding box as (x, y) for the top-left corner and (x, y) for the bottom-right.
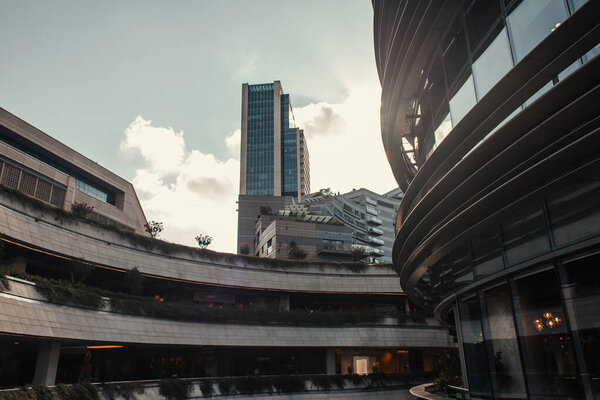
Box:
(240, 81), (309, 201)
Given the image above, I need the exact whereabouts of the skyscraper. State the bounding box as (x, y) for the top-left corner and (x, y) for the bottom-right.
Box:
(238, 81), (310, 253)
(240, 81), (310, 200)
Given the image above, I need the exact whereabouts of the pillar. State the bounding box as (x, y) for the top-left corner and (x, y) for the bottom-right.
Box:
(326, 348), (336, 375)
(32, 342), (60, 386)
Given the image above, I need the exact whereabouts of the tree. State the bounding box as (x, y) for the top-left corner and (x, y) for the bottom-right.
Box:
(239, 243), (250, 255)
(350, 247), (365, 262)
(195, 234), (213, 249)
(144, 220), (164, 238)
(70, 202), (94, 219)
(125, 267), (144, 296)
(288, 241), (307, 260)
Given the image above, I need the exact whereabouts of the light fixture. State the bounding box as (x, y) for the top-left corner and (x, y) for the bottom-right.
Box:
(533, 312), (562, 332)
(86, 345), (123, 349)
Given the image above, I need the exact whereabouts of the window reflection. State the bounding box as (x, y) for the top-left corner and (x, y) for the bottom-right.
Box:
(513, 268), (582, 398)
(472, 28), (514, 99)
(507, 0), (569, 63)
(449, 75), (477, 127)
(481, 283), (527, 398)
(501, 203), (550, 266)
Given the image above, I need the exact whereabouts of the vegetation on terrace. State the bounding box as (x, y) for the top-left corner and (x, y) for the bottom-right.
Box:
(0, 269), (428, 326)
(0, 372), (435, 400)
(0, 185), (393, 273)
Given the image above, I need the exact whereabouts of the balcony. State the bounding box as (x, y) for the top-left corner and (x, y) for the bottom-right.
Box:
(366, 215), (382, 225)
(365, 196), (378, 206)
(368, 227), (383, 235)
(369, 236), (385, 246)
(365, 205), (379, 216)
(317, 242), (352, 255)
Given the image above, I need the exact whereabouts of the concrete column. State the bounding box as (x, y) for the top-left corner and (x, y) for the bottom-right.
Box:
(326, 348), (336, 375)
(32, 342), (60, 386)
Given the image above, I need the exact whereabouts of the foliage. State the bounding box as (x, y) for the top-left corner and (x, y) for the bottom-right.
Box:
(350, 247), (365, 262)
(70, 202), (95, 219)
(287, 241), (307, 260)
(68, 260), (92, 284)
(194, 234), (212, 249)
(311, 375), (333, 391)
(216, 379), (233, 395)
(100, 383), (145, 400)
(433, 349), (462, 391)
(272, 375), (306, 393)
(239, 243), (250, 255)
(158, 379), (191, 400)
(198, 380), (214, 397)
(124, 267), (144, 296)
(144, 221), (164, 238)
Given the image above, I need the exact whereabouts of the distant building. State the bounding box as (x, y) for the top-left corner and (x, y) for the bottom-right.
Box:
(254, 204), (353, 261)
(237, 81), (310, 253)
(304, 188), (402, 263)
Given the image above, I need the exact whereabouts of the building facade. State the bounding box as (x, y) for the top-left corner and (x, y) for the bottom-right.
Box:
(0, 108), (453, 392)
(304, 188), (402, 263)
(374, 0), (600, 399)
(239, 81), (310, 200)
(237, 81), (310, 254)
(254, 204), (354, 261)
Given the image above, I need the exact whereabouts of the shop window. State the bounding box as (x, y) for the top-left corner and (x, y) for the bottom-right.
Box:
(513, 268), (582, 398)
(481, 283), (527, 398)
(459, 295), (492, 397)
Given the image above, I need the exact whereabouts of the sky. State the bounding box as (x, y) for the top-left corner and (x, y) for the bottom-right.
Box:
(0, 0), (397, 252)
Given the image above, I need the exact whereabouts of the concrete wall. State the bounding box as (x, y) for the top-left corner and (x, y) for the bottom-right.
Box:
(0, 193), (402, 294)
(0, 278), (453, 348)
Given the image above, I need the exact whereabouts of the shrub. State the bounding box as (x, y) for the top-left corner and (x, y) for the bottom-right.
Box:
(144, 221), (164, 238)
(271, 375), (305, 394)
(124, 267), (144, 296)
(239, 243), (250, 255)
(350, 247), (365, 262)
(100, 383), (145, 400)
(216, 379), (233, 395)
(288, 241), (307, 260)
(198, 380), (214, 397)
(158, 379), (191, 400)
(195, 235), (212, 249)
(70, 202), (94, 219)
(310, 375), (332, 391)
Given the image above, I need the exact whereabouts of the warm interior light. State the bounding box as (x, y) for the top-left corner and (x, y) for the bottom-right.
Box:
(86, 345), (123, 349)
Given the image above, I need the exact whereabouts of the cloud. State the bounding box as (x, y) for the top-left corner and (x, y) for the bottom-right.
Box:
(120, 117), (239, 252)
(292, 78), (397, 194)
(225, 129), (240, 159)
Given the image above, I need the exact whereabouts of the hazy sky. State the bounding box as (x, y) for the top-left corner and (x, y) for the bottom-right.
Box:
(0, 0), (397, 252)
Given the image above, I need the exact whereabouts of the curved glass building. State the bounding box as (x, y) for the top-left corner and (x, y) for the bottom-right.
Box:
(374, 0), (600, 398)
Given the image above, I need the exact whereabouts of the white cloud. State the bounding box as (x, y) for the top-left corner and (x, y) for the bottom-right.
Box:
(120, 117), (239, 253)
(293, 78), (397, 195)
(225, 129), (240, 160)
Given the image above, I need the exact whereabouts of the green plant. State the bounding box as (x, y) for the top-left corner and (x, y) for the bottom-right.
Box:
(216, 379), (233, 395)
(310, 375), (332, 391)
(67, 260), (92, 284)
(100, 383), (145, 400)
(433, 350), (462, 391)
(124, 267), (144, 296)
(158, 379), (191, 400)
(198, 380), (214, 397)
(239, 243), (250, 255)
(272, 375), (305, 393)
(350, 247), (365, 262)
(70, 202), (94, 219)
(144, 221), (164, 238)
(288, 241), (307, 260)
(195, 234), (212, 249)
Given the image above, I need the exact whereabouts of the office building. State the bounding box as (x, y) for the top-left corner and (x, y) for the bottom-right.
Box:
(304, 188), (402, 263)
(237, 81), (310, 254)
(374, 0), (600, 398)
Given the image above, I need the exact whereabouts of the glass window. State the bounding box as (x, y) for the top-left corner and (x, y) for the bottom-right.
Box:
(443, 16), (469, 88)
(501, 202), (550, 265)
(459, 295), (492, 397)
(465, 0), (502, 51)
(472, 28), (514, 99)
(507, 0), (569, 63)
(513, 268), (582, 398)
(472, 231), (504, 278)
(449, 75), (477, 126)
(564, 253), (600, 398)
(547, 176), (600, 247)
(481, 283), (527, 398)
(431, 112), (452, 154)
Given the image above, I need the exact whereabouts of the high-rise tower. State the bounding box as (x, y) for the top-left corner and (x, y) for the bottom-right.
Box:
(240, 81), (310, 200)
(237, 81), (310, 254)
